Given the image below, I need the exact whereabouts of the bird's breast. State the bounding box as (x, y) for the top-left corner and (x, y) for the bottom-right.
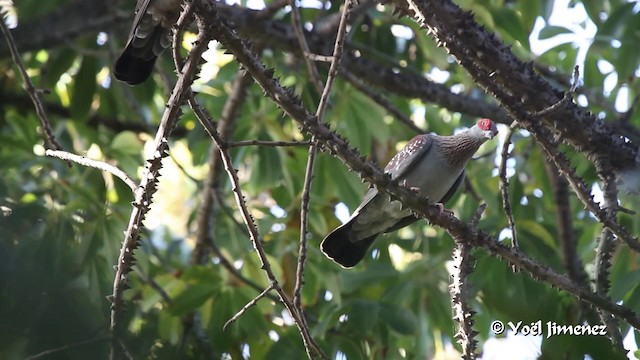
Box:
(402, 147), (463, 203)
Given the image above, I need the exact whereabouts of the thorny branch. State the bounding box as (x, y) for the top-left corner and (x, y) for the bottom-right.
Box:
(191, 0), (640, 332)
(288, 0), (323, 94)
(227, 139), (312, 147)
(341, 70), (425, 134)
(187, 91), (326, 358)
(8, 0), (640, 356)
(0, 14), (63, 152)
(595, 173), (624, 347)
(543, 155), (590, 315)
(294, 0), (355, 317)
(450, 204), (486, 360)
(498, 123), (519, 251)
(109, 3), (199, 359)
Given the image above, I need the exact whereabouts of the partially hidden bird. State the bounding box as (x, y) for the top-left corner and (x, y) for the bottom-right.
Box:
(321, 118), (499, 268)
(114, 0), (181, 85)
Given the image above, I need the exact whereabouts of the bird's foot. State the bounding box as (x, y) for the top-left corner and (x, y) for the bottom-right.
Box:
(401, 180), (421, 193)
(435, 202), (454, 215)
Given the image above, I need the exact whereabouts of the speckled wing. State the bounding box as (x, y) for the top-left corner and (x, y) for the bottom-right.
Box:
(129, 0), (153, 41)
(349, 134), (433, 215)
(384, 134), (433, 180)
(114, 0), (173, 85)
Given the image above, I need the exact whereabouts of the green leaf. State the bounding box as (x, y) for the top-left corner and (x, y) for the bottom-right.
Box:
(518, 0), (541, 31)
(110, 131), (143, 156)
(45, 48), (77, 87)
(158, 311), (182, 345)
(265, 327), (306, 359)
(518, 220), (556, 248)
(597, 2), (636, 38)
(492, 8), (529, 48)
(538, 26), (574, 40)
(581, 0), (606, 24)
(70, 56), (97, 120)
(346, 299), (380, 336)
(379, 302), (417, 335)
(169, 283), (217, 316)
(251, 146), (283, 190)
(341, 265), (399, 292)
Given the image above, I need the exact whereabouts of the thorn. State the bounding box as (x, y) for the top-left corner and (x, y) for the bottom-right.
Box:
(265, 68), (275, 78)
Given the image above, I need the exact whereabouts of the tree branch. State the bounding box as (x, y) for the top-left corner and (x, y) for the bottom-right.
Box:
(193, 0), (640, 331)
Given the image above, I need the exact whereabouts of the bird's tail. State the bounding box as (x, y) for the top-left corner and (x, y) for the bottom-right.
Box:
(114, 26), (166, 85)
(321, 220), (378, 268)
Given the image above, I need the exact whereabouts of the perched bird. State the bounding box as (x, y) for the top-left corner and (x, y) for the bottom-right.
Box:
(321, 119), (499, 268)
(114, 0), (181, 85)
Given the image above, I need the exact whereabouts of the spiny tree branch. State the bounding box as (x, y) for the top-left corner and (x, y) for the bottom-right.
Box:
(192, 0), (640, 330)
(395, 0), (637, 171)
(109, 3), (199, 359)
(187, 88), (326, 359)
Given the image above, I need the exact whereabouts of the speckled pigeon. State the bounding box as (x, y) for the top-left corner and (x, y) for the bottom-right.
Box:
(114, 0), (181, 85)
(321, 118), (499, 268)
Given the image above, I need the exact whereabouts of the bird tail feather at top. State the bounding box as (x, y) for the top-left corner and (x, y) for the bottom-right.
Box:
(114, 45), (156, 85)
(114, 26), (166, 85)
(320, 219), (378, 268)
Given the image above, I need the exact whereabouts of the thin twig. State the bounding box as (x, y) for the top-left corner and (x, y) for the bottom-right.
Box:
(109, 4), (199, 359)
(293, 0), (355, 335)
(295, 144), (317, 314)
(305, 54), (334, 62)
(543, 156), (589, 293)
(471, 203), (487, 227)
(256, 0), (290, 18)
(288, 0), (324, 95)
(194, 0), (640, 332)
(45, 150), (138, 192)
(497, 123), (519, 250)
(534, 66), (580, 117)
(26, 335), (110, 360)
(315, 0), (353, 124)
(136, 268), (172, 304)
(186, 93), (327, 359)
(0, 15), (63, 152)
(223, 283), (276, 330)
(529, 123), (640, 253)
(227, 139), (312, 147)
(291, 0), (354, 323)
(188, 69), (278, 302)
(192, 68), (249, 264)
(342, 70), (425, 134)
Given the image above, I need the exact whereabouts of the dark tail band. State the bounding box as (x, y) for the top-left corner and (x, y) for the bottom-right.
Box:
(320, 220), (378, 268)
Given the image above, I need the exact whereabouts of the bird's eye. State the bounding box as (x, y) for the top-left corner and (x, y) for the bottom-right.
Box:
(479, 118), (491, 130)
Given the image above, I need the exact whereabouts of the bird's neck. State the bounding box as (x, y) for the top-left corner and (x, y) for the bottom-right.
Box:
(437, 133), (485, 168)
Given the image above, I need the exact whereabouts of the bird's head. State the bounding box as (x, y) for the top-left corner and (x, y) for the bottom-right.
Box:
(475, 118), (499, 140)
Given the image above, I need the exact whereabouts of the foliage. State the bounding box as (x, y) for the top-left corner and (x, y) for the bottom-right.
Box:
(1, 0), (640, 359)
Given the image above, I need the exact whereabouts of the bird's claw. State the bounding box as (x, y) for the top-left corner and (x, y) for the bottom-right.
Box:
(401, 180), (421, 193)
(435, 203), (454, 215)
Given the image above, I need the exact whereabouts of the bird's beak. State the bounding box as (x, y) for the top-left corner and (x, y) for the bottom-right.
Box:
(485, 129), (498, 139)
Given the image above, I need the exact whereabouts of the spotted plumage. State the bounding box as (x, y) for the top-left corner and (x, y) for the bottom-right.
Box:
(321, 119), (499, 268)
